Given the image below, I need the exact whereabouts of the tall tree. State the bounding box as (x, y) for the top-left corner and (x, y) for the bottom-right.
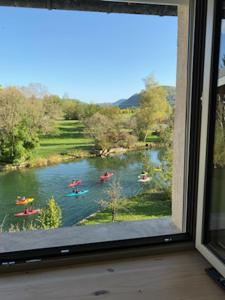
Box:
(99, 181), (128, 222)
(84, 112), (137, 154)
(0, 87), (25, 160)
(135, 76), (171, 142)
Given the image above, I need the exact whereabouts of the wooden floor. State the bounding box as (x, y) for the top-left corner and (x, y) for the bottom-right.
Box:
(0, 250), (224, 299)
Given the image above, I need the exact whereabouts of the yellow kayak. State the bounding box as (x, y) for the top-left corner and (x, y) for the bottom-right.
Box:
(16, 198), (34, 205)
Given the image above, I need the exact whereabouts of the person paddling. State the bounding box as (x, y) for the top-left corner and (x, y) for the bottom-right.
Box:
(24, 208), (29, 215)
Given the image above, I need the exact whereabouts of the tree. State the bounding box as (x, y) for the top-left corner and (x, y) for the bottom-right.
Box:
(99, 181), (128, 222)
(62, 99), (84, 120)
(0, 87), (63, 163)
(134, 76), (171, 142)
(38, 197), (62, 230)
(81, 103), (102, 119)
(84, 112), (137, 153)
(20, 83), (49, 99)
(157, 110), (174, 197)
(213, 93), (225, 167)
(43, 95), (63, 121)
(0, 87), (25, 161)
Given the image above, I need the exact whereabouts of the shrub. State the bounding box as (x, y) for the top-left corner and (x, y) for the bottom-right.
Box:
(38, 197), (62, 230)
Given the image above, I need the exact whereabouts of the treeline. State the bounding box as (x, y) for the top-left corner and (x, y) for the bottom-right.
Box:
(0, 84), (134, 163)
(84, 76), (172, 154)
(0, 87), (62, 163)
(0, 76), (172, 163)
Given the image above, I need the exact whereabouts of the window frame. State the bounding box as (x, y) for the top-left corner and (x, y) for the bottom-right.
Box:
(0, 0), (205, 267)
(196, 0), (225, 278)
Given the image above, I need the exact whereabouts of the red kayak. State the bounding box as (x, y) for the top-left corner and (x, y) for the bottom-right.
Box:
(15, 209), (41, 217)
(68, 180), (81, 188)
(100, 172), (113, 181)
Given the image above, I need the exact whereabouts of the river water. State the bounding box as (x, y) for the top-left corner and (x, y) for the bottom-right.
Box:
(0, 150), (161, 230)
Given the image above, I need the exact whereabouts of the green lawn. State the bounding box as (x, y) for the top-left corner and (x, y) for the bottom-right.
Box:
(36, 120), (94, 158)
(35, 120), (160, 159)
(80, 190), (171, 225)
(146, 134), (161, 143)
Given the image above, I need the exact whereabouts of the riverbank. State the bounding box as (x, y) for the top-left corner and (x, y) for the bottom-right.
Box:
(78, 190), (171, 225)
(0, 120), (161, 172)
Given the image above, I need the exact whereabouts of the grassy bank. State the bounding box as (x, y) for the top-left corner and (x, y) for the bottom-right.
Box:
(79, 190), (171, 225)
(37, 120), (160, 158)
(0, 120), (161, 171)
(37, 120), (94, 158)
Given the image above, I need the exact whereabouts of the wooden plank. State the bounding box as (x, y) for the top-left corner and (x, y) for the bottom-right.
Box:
(0, 250), (224, 299)
(0, 0), (177, 16)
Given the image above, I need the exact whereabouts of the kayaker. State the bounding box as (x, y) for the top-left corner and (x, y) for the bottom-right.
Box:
(24, 208), (29, 215)
(22, 196), (26, 201)
(72, 189), (79, 194)
(104, 172), (108, 176)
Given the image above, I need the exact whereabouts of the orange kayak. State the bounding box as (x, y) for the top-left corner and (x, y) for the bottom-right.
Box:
(16, 198), (34, 205)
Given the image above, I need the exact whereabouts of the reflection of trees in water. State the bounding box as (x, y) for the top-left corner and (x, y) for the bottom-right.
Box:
(214, 89), (225, 167)
(0, 170), (40, 230)
(88, 151), (151, 171)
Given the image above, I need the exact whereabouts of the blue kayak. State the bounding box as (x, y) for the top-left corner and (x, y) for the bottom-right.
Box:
(66, 190), (89, 197)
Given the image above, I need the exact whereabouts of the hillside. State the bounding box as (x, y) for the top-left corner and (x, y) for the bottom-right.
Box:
(113, 86), (176, 109)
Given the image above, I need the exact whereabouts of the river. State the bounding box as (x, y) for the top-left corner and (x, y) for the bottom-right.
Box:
(0, 150), (162, 231)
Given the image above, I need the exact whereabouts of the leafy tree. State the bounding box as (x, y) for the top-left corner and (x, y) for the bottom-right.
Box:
(38, 197), (62, 230)
(157, 110), (174, 197)
(43, 95), (63, 121)
(0, 87), (25, 161)
(62, 99), (84, 120)
(81, 103), (102, 119)
(20, 82), (49, 99)
(0, 87), (63, 163)
(84, 112), (137, 153)
(99, 181), (128, 222)
(134, 76), (171, 142)
(213, 94), (225, 167)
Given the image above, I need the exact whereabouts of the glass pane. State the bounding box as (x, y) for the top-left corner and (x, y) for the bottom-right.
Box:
(206, 17), (225, 260)
(0, 3), (191, 254)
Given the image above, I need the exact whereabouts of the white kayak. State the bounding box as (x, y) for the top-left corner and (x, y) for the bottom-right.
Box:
(138, 177), (151, 183)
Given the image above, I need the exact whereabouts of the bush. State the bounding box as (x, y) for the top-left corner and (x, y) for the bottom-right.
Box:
(38, 197), (62, 230)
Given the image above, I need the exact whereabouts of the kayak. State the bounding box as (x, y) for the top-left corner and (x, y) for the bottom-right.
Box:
(16, 198), (34, 205)
(68, 180), (81, 188)
(138, 177), (151, 183)
(15, 209), (40, 217)
(138, 174), (148, 179)
(66, 190), (89, 197)
(100, 172), (113, 181)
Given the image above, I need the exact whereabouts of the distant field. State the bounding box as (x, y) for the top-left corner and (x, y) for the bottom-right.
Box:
(36, 120), (160, 158)
(36, 120), (94, 158)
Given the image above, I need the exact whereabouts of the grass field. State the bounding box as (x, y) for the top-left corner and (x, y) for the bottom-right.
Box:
(36, 120), (94, 158)
(80, 190), (171, 225)
(36, 120), (160, 159)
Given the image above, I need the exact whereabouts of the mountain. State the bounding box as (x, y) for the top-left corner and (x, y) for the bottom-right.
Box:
(113, 86), (176, 109)
(113, 98), (127, 106)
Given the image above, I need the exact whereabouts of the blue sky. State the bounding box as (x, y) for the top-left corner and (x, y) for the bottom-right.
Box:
(0, 7), (177, 103)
